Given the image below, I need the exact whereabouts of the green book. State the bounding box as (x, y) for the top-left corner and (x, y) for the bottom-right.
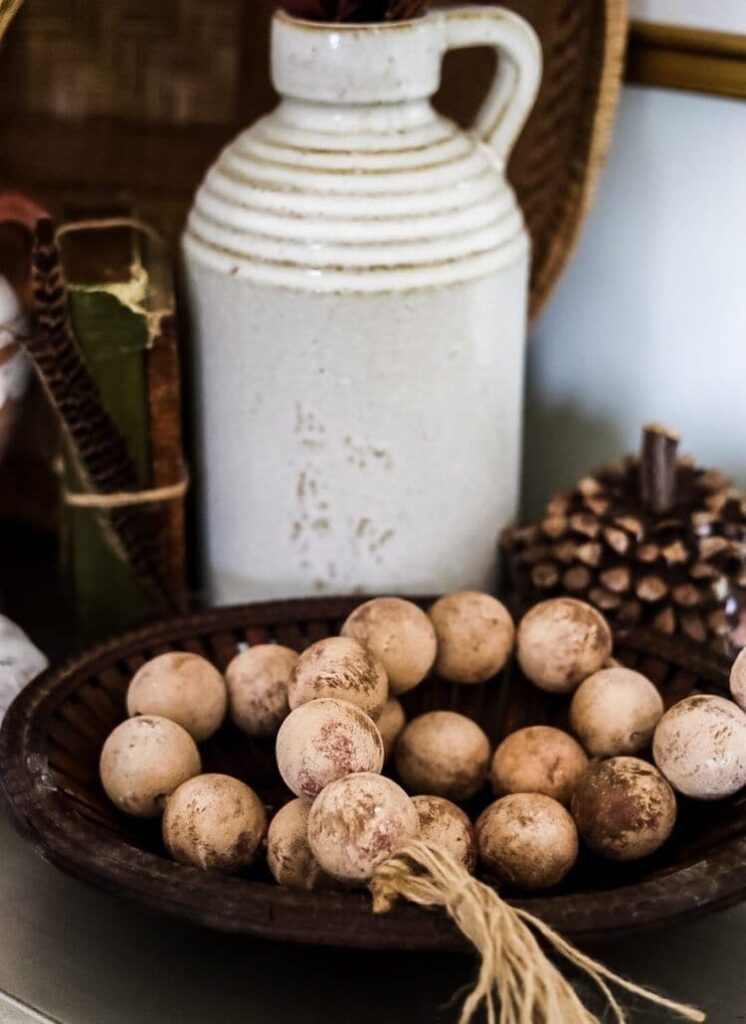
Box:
(60, 216), (185, 640)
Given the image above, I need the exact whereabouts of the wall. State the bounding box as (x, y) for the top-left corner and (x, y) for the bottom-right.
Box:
(523, 82), (746, 519)
(629, 0), (745, 33)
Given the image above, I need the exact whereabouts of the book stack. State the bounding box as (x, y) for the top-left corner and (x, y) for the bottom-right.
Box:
(59, 211), (187, 637)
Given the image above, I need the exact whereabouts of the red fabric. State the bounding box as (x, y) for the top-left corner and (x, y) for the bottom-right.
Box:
(0, 192), (48, 232)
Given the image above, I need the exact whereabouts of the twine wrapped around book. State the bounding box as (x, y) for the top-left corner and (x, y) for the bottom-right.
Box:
(56, 216), (163, 245)
(27, 215), (178, 611)
(370, 840), (705, 1024)
(63, 464), (189, 509)
(51, 217), (189, 514)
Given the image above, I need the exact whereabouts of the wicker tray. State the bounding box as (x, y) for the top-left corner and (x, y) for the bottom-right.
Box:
(1, 596), (745, 950)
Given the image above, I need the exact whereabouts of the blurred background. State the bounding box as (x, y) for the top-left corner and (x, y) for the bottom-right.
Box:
(528, 0), (746, 515)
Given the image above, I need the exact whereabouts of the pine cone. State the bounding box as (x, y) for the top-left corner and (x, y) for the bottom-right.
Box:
(502, 425), (746, 656)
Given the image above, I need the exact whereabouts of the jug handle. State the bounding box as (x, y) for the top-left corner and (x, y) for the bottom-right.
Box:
(441, 7), (542, 166)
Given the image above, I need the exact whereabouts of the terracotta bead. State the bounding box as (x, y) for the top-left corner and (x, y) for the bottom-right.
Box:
(517, 598), (612, 694)
(126, 652), (227, 741)
(653, 695), (746, 800)
(288, 636), (388, 719)
(412, 794), (476, 872)
(342, 597), (436, 694)
(163, 773), (267, 872)
(307, 772), (419, 884)
(571, 757), (677, 860)
(100, 715), (201, 818)
(226, 644), (297, 737)
(428, 591), (515, 684)
(491, 726), (588, 805)
(476, 793), (578, 890)
(396, 710), (490, 801)
(276, 697), (384, 799)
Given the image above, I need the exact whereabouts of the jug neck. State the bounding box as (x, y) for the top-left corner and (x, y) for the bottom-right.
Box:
(271, 10), (446, 106)
(274, 95), (439, 136)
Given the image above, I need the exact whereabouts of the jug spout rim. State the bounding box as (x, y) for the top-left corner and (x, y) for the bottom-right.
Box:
(274, 9), (428, 32)
(271, 8), (446, 105)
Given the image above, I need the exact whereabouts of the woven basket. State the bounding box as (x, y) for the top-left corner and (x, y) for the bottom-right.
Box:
(1, 595), (745, 950)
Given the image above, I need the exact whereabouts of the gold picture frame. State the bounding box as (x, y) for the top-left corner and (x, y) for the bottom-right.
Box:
(627, 20), (746, 99)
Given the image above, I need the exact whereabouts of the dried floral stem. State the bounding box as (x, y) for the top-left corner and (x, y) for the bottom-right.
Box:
(371, 840), (705, 1024)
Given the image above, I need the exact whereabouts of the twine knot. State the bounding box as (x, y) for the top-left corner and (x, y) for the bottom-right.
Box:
(370, 839), (705, 1024)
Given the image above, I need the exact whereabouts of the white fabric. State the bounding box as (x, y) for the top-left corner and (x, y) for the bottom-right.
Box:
(0, 616), (48, 724)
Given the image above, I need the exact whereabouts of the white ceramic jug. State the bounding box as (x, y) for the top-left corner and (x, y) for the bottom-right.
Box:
(184, 7), (541, 604)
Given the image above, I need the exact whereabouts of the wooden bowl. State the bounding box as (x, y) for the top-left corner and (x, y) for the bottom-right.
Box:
(1, 596), (745, 950)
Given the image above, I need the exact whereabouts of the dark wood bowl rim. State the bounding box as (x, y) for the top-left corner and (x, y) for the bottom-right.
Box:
(1, 596), (745, 950)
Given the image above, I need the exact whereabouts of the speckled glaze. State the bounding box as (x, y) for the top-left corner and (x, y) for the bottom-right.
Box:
(376, 696), (406, 760)
(428, 590), (515, 684)
(341, 597), (436, 695)
(183, 9), (541, 603)
(0, 277), (30, 464)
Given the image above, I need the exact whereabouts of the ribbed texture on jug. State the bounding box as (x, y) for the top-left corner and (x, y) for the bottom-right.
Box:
(184, 102), (528, 293)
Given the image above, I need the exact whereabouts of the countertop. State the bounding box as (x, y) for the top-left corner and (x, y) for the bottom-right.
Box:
(1, 803), (745, 1024)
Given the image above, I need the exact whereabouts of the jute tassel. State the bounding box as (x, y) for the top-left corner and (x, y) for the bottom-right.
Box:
(370, 840), (705, 1024)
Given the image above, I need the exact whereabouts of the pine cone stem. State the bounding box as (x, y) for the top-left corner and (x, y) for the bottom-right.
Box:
(640, 423), (680, 515)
